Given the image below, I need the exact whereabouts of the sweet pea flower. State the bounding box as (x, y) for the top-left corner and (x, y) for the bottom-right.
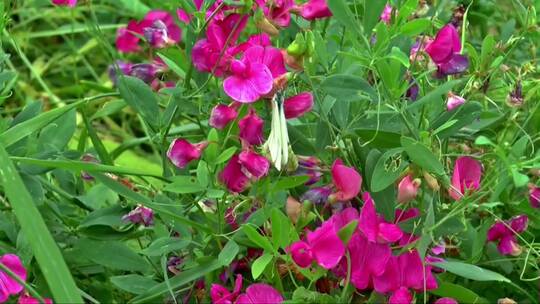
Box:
(380, 4), (393, 24)
(18, 294), (53, 304)
(176, 9), (191, 24)
(219, 155), (250, 193)
(223, 47), (275, 103)
(329, 159), (362, 202)
(210, 274), (243, 304)
(238, 150), (270, 179)
(236, 284), (284, 304)
(167, 139), (208, 168)
(0, 254), (27, 303)
(528, 184), (540, 208)
(256, 0), (295, 27)
(389, 287), (413, 304)
(300, 186), (332, 204)
(116, 21), (143, 53)
(346, 232), (392, 290)
(283, 92), (314, 119)
(449, 156), (482, 200)
(487, 215), (528, 256)
(209, 104), (238, 130)
(122, 205), (154, 226)
(239, 109), (265, 145)
(359, 192), (403, 243)
(446, 92), (466, 111)
(373, 249), (438, 301)
(425, 24), (469, 75)
(298, 0), (333, 20)
(397, 175), (421, 204)
(52, 0), (76, 7)
(192, 14), (248, 76)
(295, 156), (322, 185)
(287, 241), (313, 268)
(435, 298), (458, 304)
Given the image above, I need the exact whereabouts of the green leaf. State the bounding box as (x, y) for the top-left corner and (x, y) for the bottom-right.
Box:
(338, 220), (358, 244)
(511, 168), (529, 187)
(76, 239), (149, 272)
(117, 76), (161, 129)
(215, 147), (237, 164)
(271, 209), (290, 250)
(434, 260), (511, 282)
(363, 0), (387, 34)
(251, 253), (273, 280)
(197, 160), (209, 187)
(111, 275), (159, 295)
(131, 259), (222, 303)
(0, 99), (85, 148)
(219, 240), (240, 266)
(401, 137), (446, 177)
(141, 238), (190, 256)
(400, 18), (431, 36)
(321, 74), (377, 102)
(407, 80), (462, 110)
(327, 1), (362, 39)
(432, 282), (484, 304)
(0, 144), (83, 303)
(242, 225), (274, 252)
(388, 47), (410, 68)
(273, 175), (310, 191)
(164, 176), (205, 194)
(79, 205), (125, 228)
(370, 148), (408, 192)
(475, 135), (495, 146)
(36, 109), (76, 152)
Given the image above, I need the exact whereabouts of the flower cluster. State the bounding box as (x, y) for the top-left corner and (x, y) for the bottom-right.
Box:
(0, 254), (52, 303)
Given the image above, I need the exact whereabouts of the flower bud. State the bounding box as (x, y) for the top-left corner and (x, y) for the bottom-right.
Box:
(122, 204), (154, 226)
(529, 184), (540, 208)
(286, 196), (302, 224)
(423, 171), (440, 191)
(239, 108), (264, 145)
(446, 92), (466, 111)
(284, 92), (314, 119)
(238, 150), (270, 179)
(167, 139), (208, 168)
(255, 14), (280, 36)
(209, 104), (238, 130)
(397, 175), (421, 204)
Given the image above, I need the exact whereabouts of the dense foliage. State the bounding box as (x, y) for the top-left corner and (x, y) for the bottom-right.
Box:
(0, 0), (539, 303)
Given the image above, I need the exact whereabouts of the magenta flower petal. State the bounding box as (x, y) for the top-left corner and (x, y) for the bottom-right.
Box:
(372, 254), (399, 293)
(236, 284), (283, 304)
(167, 139), (207, 168)
(394, 208), (420, 223)
(529, 186), (540, 208)
(238, 150), (270, 179)
(219, 155), (250, 193)
(359, 192), (379, 242)
(330, 159), (362, 201)
(498, 235), (521, 256)
(18, 294), (53, 304)
(306, 220), (345, 269)
(380, 5), (393, 24)
(487, 221), (508, 241)
(52, 0), (77, 7)
(284, 92), (314, 119)
(389, 287), (413, 304)
(0, 254), (26, 302)
(349, 233), (392, 290)
(509, 215), (528, 233)
(122, 205), (154, 226)
(287, 241), (313, 268)
(299, 0), (332, 20)
(446, 93), (466, 111)
(425, 24), (461, 64)
(244, 46), (287, 78)
(223, 61), (273, 103)
(116, 21), (142, 53)
(193, 0), (203, 10)
(435, 297), (458, 304)
(176, 9), (191, 24)
(449, 156), (482, 200)
(397, 175), (420, 204)
(239, 109), (264, 145)
(209, 104), (238, 130)
(438, 53), (469, 75)
(210, 284), (233, 304)
(377, 222), (403, 243)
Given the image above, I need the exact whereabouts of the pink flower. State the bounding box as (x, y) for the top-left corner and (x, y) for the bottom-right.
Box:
(487, 215), (528, 256)
(380, 4), (393, 24)
(18, 294), (53, 304)
(528, 185), (540, 208)
(238, 150), (270, 179)
(295, 156), (322, 185)
(223, 47), (274, 103)
(52, 0), (76, 7)
(389, 287), (413, 304)
(284, 92), (314, 119)
(397, 175), (421, 204)
(122, 205), (154, 226)
(425, 24), (469, 75)
(242, 45), (287, 79)
(116, 21), (143, 53)
(210, 274), (243, 304)
(167, 139), (208, 168)
(236, 283), (283, 304)
(287, 241), (313, 268)
(176, 9), (191, 24)
(329, 159), (362, 202)
(239, 109), (264, 145)
(449, 156), (482, 200)
(192, 14), (249, 76)
(298, 0), (332, 20)
(0, 254), (27, 303)
(256, 0), (295, 27)
(346, 232), (392, 290)
(446, 92), (466, 111)
(194, 0), (204, 11)
(435, 298), (458, 304)
(359, 192), (403, 243)
(209, 104), (238, 130)
(219, 155), (250, 193)
(373, 250), (438, 299)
